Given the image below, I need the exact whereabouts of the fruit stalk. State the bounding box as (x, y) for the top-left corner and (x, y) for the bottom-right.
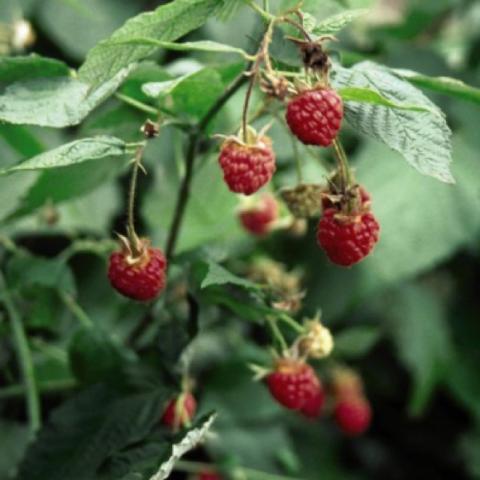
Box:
(332, 138), (353, 194)
(126, 145), (145, 256)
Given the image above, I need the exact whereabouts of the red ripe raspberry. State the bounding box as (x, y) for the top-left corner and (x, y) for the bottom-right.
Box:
(239, 194), (278, 236)
(161, 392), (197, 430)
(286, 88), (343, 146)
(334, 396), (372, 436)
(317, 209), (379, 266)
(218, 136), (276, 195)
(197, 471), (222, 480)
(108, 241), (167, 301)
(266, 358), (321, 411)
(300, 384), (325, 418)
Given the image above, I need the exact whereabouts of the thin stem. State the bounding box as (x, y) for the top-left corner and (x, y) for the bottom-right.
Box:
(127, 146), (145, 253)
(242, 73), (257, 142)
(282, 17), (312, 42)
(59, 290), (94, 329)
(242, 20), (276, 142)
(246, 0), (275, 21)
(332, 138), (352, 193)
(165, 69), (250, 260)
(263, 0), (269, 11)
(278, 313), (304, 334)
(115, 92), (159, 116)
(175, 460), (302, 480)
(267, 316), (288, 352)
(0, 273), (41, 435)
(0, 378), (77, 400)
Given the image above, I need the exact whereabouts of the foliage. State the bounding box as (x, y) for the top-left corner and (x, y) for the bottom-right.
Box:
(0, 0), (479, 479)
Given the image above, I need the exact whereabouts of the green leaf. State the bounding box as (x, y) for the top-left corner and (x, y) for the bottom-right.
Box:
(68, 327), (133, 385)
(148, 414), (216, 480)
(10, 156), (123, 218)
(0, 55), (70, 84)
(79, 0), (229, 87)
(143, 68), (224, 120)
(395, 69), (480, 105)
(0, 124), (45, 158)
(333, 325), (381, 359)
(0, 67), (133, 127)
(16, 385), (170, 480)
(310, 8), (368, 36)
(199, 260), (260, 291)
(156, 314), (198, 369)
(109, 39), (250, 58)
(338, 86), (431, 112)
(142, 75), (193, 98)
(333, 61), (454, 183)
(6, 254), (75, 294)
(384, 285), (452, 416)
(1, 136), (127, 174)
(0, 421), (30, 479)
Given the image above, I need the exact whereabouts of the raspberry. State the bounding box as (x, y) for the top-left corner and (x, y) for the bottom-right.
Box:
(218, 135), (276, 195)
(108, 240), (167, 301)
(197, 471), (222, 480)
(317, 208), (379, 266)
(334, 396), (372, 436)
(161, 392), (197, 429)
(280, 183), (323, 218)
(300, 384), (325, 418)
(239, 194), (278, 236)
(286, 88), (343, 146)
(266, 358), (321, 411)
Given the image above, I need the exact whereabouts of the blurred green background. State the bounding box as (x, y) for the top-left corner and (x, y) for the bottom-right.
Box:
(0, 0), (480, 479)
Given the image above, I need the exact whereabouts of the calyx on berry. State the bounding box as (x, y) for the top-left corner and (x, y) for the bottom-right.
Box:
(317, 184), (380, 267)
(218, 126), (276, 195)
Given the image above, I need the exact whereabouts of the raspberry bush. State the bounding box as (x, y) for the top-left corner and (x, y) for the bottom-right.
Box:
(0, 1), (480, 479)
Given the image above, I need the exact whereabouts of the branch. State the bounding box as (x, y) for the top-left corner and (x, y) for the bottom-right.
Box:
(165, 69), (250, 260)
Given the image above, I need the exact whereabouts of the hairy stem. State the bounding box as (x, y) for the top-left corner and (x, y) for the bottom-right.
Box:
(332, 138), (352, 192)
(127, 146), (145, 253)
